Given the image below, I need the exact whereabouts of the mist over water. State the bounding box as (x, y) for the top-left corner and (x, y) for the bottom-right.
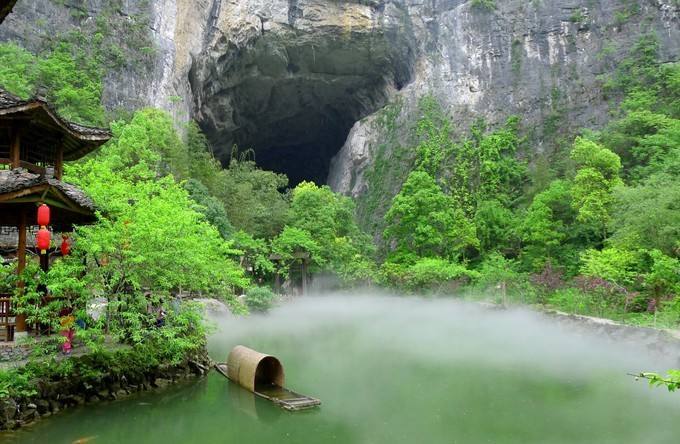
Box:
(207, 292), (680, 443)
(9, 292), (680, 444)
(210, 292), (678, 375)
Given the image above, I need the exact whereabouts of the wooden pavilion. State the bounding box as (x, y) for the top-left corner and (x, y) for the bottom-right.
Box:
(0, 88), (110, 340)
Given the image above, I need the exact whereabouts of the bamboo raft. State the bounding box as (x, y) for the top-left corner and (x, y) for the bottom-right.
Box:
(216, 346), (321, 412)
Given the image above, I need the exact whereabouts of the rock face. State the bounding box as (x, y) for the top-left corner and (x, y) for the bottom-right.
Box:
(188, 0), (416, 184)
(328, 0), (680, 196)
(2, 0), (679, 214)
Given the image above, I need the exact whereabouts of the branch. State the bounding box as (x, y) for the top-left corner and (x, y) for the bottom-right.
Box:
(629, 371), (680, 392)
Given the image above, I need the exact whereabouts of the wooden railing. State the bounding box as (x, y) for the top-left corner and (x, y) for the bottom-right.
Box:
(0, 158), (47, 175)
(0, 296), (16, 342)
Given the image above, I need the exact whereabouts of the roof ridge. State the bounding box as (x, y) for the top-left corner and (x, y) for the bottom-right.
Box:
(0, 87), (112, 137)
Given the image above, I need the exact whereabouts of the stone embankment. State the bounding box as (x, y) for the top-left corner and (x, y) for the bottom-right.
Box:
(0, 347), (212, 431)
(543, 309), (680, 367)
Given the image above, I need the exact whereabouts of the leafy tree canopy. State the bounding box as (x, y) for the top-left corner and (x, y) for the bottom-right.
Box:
(384, 170), (478, 261)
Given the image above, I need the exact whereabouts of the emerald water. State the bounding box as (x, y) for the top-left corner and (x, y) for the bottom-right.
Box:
(6, 295), (680, 444)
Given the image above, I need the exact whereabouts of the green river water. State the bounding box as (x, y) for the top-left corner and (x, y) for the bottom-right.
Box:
(4, 295), (680, 444)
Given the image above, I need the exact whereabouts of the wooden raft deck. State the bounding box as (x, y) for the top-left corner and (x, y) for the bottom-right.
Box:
(215, 363), (321, 411)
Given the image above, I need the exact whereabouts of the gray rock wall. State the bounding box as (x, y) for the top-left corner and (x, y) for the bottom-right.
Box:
(1, 1), (678, 214)
(329, 0), (680, 193)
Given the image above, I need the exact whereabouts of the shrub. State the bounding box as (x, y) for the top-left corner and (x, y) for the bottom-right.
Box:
(471, 0), (495, 11)
(244, 286), (277, 313)
(0, 262), (15, 294)
(547, 287), (593, 315)
(382, 257), (478, 293)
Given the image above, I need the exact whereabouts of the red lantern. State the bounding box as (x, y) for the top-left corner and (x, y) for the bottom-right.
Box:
(36, 228), (51, 255)
(37, 204), (51, 227)
(61, 235), (70, 256)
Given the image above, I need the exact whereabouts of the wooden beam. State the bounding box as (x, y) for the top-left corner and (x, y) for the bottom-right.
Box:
(55, 143), (64, 179)
(48, 186), (93, 215)
(1, 187), (93, 216)
(15, 209), (27, 334)
(10, 195), (76, 212)
(19, 161), (45, 175)
(9, 127), (20, 168)
(0, 184), (48, 203)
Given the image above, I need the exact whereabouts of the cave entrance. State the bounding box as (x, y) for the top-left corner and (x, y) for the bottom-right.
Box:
(228, 83), (367, 187)
(200, 70), (405, 187)
(191, 12), (416, 186)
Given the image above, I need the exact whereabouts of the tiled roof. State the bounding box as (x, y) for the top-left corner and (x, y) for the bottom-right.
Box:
(0, 168), (94, 211)
(0, 89), (111, 140)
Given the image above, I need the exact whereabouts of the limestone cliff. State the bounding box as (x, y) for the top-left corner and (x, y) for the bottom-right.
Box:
(327, 0), (680, 195)
(1, 0), (678, 226)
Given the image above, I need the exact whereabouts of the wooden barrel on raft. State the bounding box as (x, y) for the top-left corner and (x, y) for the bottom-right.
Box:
(226, 345), (285, 393)
(217, 345), (321, 411)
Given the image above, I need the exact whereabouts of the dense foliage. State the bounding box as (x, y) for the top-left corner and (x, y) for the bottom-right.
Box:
(0, 42), (104, 125)
(0, 28), (678, 395)
(379, 34), (680, 329)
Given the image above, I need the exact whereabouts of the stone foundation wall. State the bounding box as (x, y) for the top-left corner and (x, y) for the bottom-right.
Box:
(0, 344), (30, 363)
(543, 309), (680, 367)
(0, 347), (212, 431)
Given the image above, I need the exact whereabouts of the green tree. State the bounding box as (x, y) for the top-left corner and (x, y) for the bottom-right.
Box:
(231, 230), (275, 279)
(610, 173), (680, 257)
(475, 252), (527, 305)
(0, 42), (104, 125)
(414, 96), (453, 177)
(388, 257), (476, 292)
(520, 180), (577, 270)
(0, 43), (37, 97)
(271, 226), (322, 276)
(384, 170), (478, 260)
(474, 199), (518, 255)
(643, 250), (680, 299)
(185, 122), (224, 190)
(216, 159), (289, 239)
(286, 182), (374, 281)
(61, 113), (250, 331)
(605, 109), (680, 181)
(570, 137), (623, 237)
(102, 108), (188, 178)
(579, 247), (640, 287)
(184, 179), (234, 239)
(446, 116), (527, 213)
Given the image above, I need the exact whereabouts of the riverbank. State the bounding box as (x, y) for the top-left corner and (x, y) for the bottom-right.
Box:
(0, 340), (212, 431)
(0, 298), (214, 432)
(539, 308), (680, 365)
(3, 292), (679, 434)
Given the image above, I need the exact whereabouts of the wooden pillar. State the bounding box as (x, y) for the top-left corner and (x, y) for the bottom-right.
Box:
(40, 252), (49, 273)
(9, 128), (20, 169)
(300, 259), (307, 296)
(15, 209), (27, 334)
(54, 144), (64, 180)
(274, 272), (281, 293)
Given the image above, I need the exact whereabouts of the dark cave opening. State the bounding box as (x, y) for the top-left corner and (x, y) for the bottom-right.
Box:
(233, 103), (357, 187)
(191, 17), (417, 187)
(198, 73), (396, 187)
(254, 139), (345, 188)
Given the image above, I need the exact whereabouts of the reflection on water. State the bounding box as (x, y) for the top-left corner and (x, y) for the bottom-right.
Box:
(5, 295), (680, 444)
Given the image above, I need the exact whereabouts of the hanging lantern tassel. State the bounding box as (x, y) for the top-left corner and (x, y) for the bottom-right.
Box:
(37, 227), (51, 255)
(37, 203), (51, 227)
(61, 235), (71, 256)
